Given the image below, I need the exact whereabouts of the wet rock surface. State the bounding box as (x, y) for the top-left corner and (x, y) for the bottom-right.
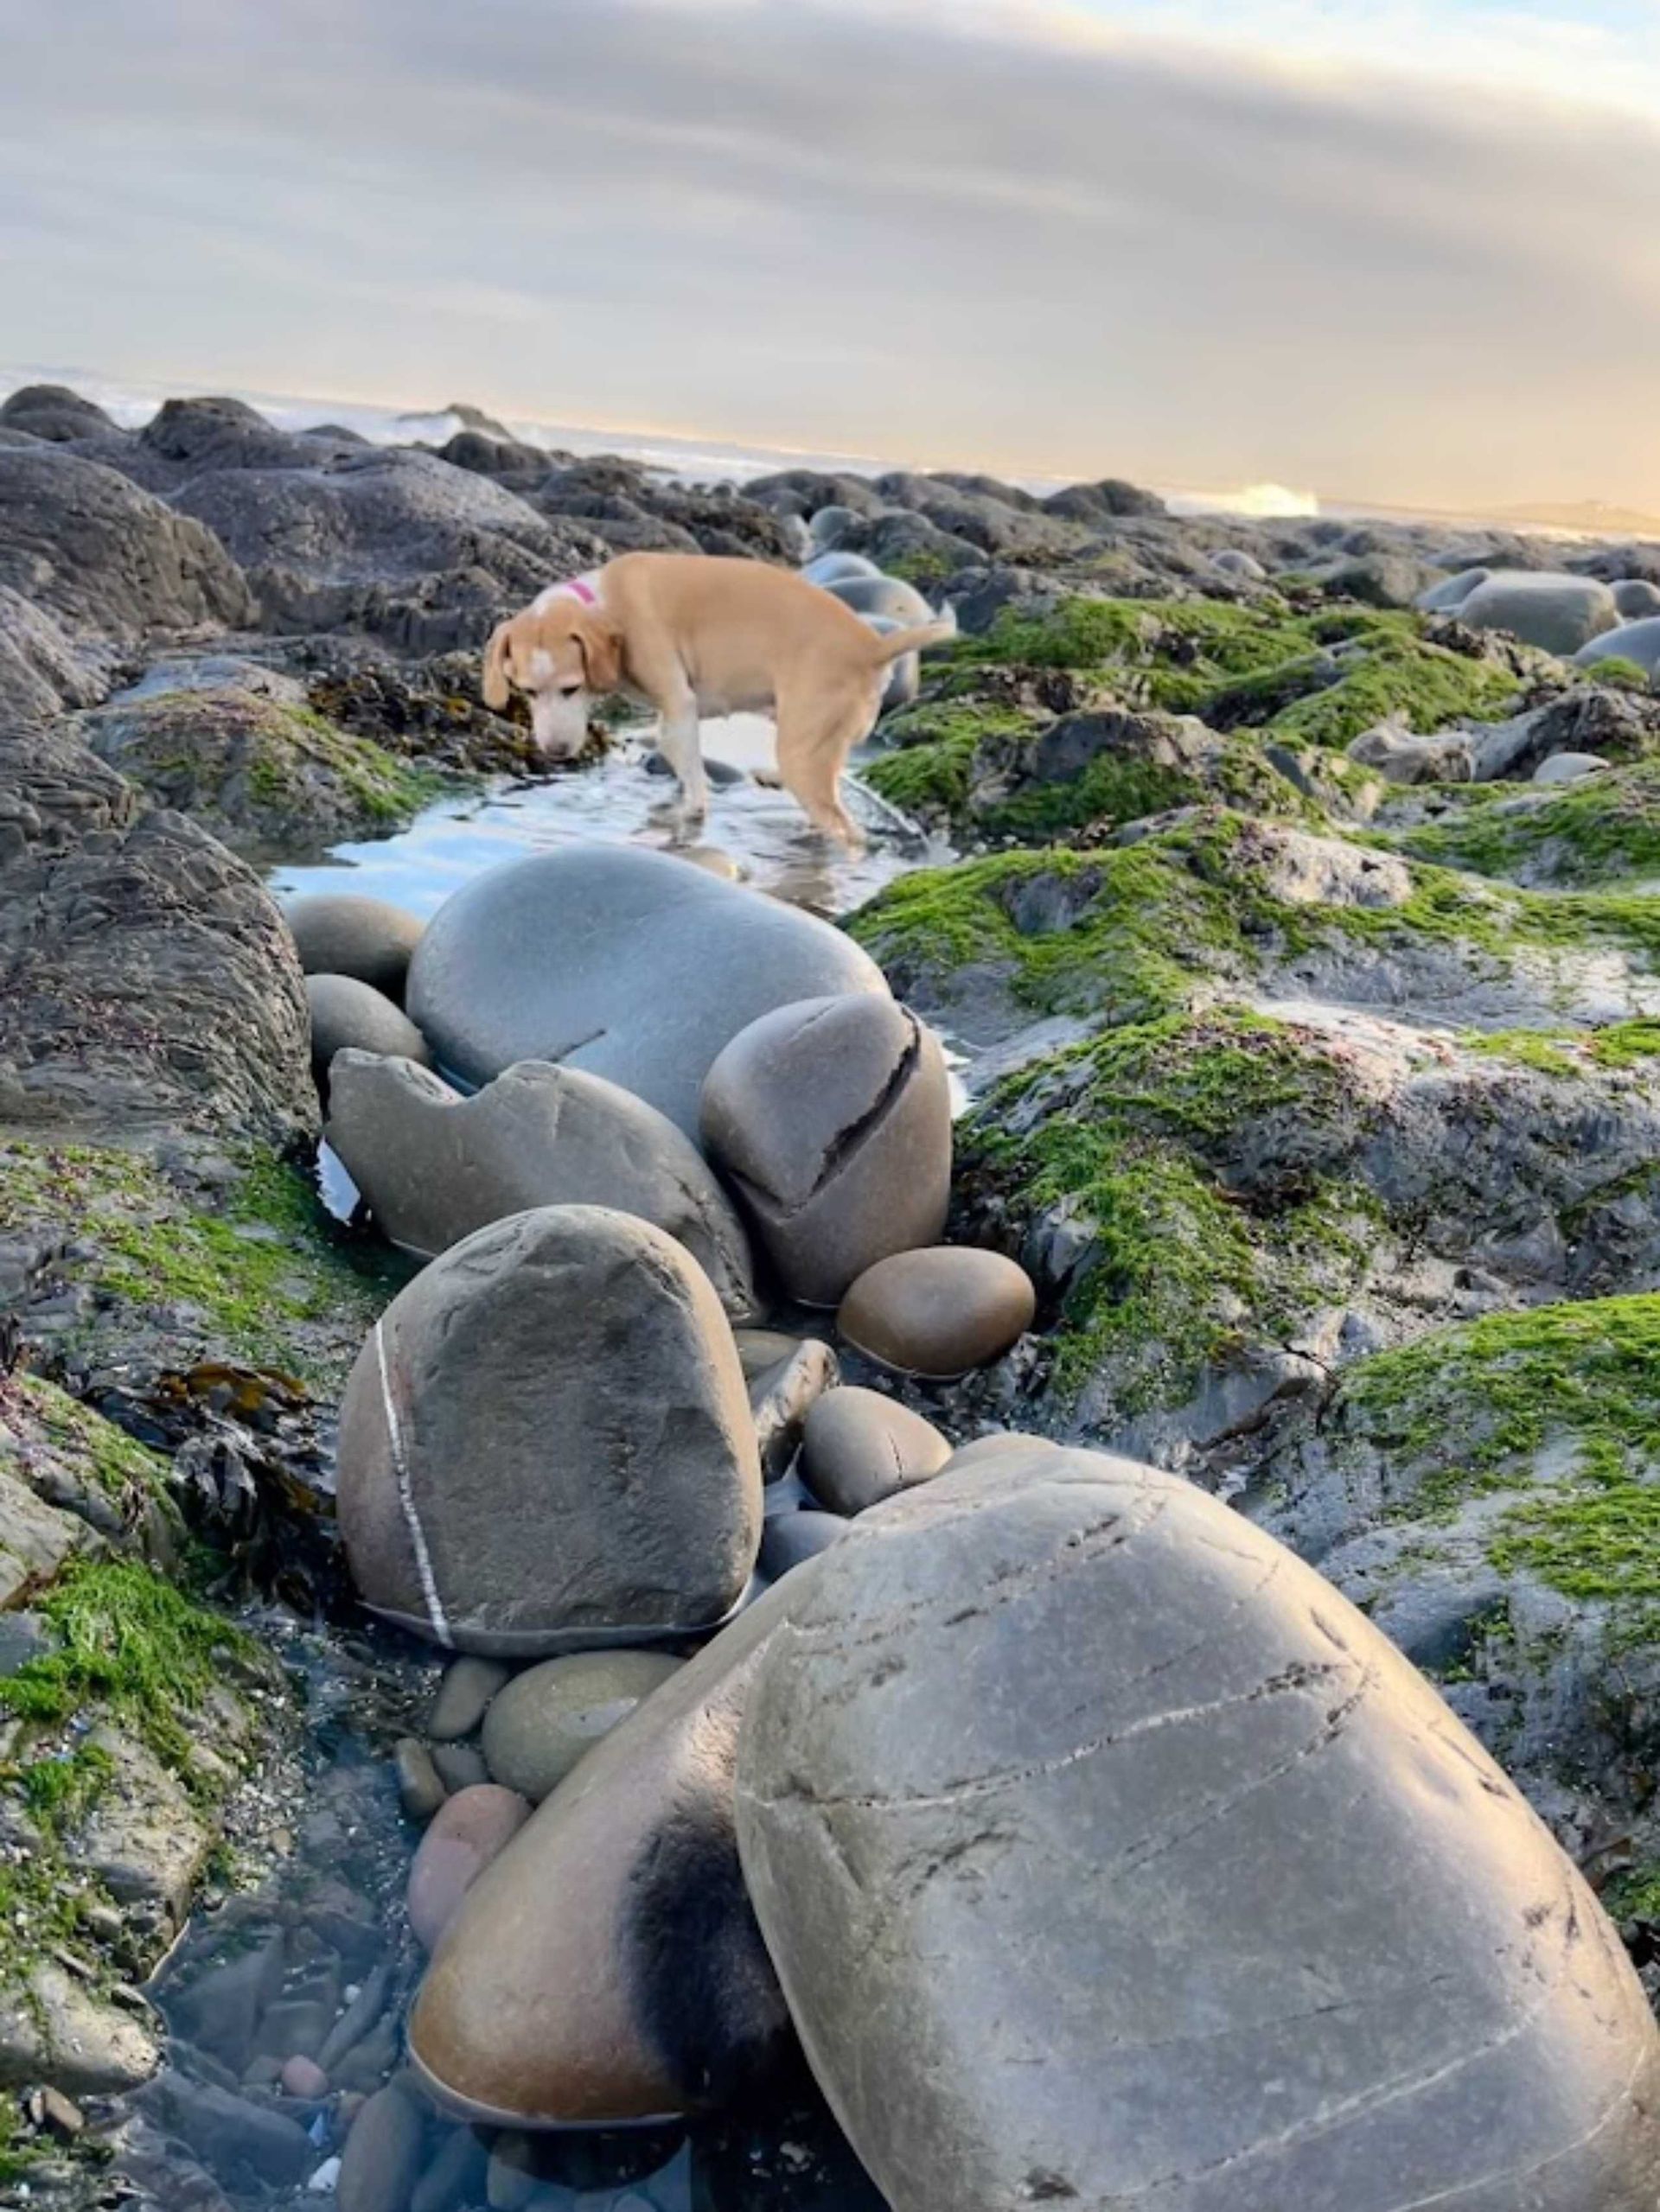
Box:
(736, 1448), (1660, 2212)
(335, 1206), (762, 1655)
(410, 1578), (808, 2130)
(405, 845), (890, 1137)
(326, 1054), (756, 1315)
(699, 997), (951, 1306)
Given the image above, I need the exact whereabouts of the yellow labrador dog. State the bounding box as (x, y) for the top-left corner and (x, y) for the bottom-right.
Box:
(482, 551), (956, 844)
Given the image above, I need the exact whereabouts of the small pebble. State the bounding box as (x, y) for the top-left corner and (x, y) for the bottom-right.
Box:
(431, 1741), (490, 1794)
(394, 1738), (448, 1822)
(283, 2055), (331, 2100)
(429, 1656), (510, 1743)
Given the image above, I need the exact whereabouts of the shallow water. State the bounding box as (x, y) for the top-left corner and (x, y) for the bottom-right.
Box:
(270, 715), (948, 925)
(132, 724), (942, 2210)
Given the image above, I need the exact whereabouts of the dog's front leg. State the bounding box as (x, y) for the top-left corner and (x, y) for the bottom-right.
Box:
(655, 701), (708, 837)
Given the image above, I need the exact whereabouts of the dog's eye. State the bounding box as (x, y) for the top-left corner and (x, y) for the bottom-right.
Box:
(558, 682), (584, 698)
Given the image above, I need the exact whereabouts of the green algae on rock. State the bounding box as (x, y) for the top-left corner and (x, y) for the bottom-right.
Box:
(80, 683), (450, 860)
(0, 1138), (398, 1387)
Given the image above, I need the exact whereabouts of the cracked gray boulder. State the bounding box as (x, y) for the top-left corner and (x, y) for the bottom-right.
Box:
(734, 1444), (1660, 2212)
(325, 1054), (757, 1317)
(409, 1574), (808, 2127)
(335, 1204), (762, 1656)
(699, 996), (951, 1305)
(406, 845), (889, 1138)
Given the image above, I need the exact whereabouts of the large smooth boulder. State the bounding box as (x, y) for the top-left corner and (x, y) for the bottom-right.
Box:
(405, 845), (888, 1137)
(1456, 571), (1620, 656)
(335, 1205), (763, 1654)
(408, 1576), (809, 2128)
(700, 997), (950, 1306)
(1575, 616), (1660, 678)
(481, 1649), (685, 1802)
(735, 1445), (1660, 2212)
(326, 1054), (756, 1316)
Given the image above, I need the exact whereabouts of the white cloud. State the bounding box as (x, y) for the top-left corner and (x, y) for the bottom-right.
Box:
(0, 0), (1657, 507)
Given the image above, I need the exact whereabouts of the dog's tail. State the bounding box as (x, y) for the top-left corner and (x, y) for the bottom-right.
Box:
(867, 604), (960, 667)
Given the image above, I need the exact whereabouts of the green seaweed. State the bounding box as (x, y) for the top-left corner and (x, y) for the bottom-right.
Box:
(0, 1557), (255, 1778)
(1263, 637), (1522, 750)
(1388, 763), (1660, 889)
(0, 1140), (395, 1384)
(962, 1008), (1376, 1409)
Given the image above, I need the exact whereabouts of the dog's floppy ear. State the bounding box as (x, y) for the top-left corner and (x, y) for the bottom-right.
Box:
(482, 619), (514, 710)
(573, 609), (624, 694)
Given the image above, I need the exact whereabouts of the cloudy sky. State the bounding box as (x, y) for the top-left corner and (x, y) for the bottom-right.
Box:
(3, 0), (1658, 510)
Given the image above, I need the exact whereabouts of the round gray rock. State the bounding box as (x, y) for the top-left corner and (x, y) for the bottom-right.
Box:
(800, 1387), (951, 1514)
(821, 573), (936, 626)
(1415, 564), (1490, 614)
(409, 1575), (811, 2128)
(838, 1246), (1036, 1379)
(735, 1445), (1660, 2212)
(1457, 571), (1620, 656)
(1533, 751), (1612, 786)
(335, 1205), (763, 1655)
(482, 1650), (686, 1802)
(405, 845), (888, 1137)
(1612, 578), (1660, 622)
(326, 1053), (756, 1317)
(700, 996), (951, 1306)
(757, 1512), (848, 1580)
(305, 974), (431, 1090)
(1575, 615), (1660, 677)
(801, 551), (882, 586)
(284, 894), (425, 998)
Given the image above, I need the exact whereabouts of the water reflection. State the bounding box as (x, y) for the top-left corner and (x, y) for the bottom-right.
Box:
(271, 717), (950, 925)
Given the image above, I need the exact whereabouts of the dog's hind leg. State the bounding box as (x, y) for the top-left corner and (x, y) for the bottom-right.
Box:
(775, 690), (875, 849)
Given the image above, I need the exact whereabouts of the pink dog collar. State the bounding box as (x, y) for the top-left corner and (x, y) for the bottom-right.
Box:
(553, 575), (598, 606)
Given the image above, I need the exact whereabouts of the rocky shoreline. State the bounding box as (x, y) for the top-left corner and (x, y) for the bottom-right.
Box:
(6, 380), (1660, 2206)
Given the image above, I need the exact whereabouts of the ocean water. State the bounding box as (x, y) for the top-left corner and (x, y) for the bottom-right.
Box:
(0, 361), (1323, 518)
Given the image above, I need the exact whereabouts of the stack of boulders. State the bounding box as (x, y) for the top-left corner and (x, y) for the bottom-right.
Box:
(287, 842), (1660, 2209)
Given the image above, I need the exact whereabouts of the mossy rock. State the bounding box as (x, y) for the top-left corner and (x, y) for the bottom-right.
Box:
(1383, 760), (1660, 889)
(1242, 1295), (1660, 1846)
(0, 1138), (400, 1389)
(865, 697), (1317, 842)
(848, 807), (1660, 1042)
(80, 684), (450, 859)
(958, 1006), (1382, 1420)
